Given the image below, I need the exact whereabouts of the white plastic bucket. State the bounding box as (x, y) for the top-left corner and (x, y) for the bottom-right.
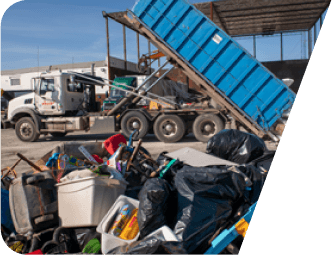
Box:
(96, 195), (140, 254)
(56, 176), (127, 227)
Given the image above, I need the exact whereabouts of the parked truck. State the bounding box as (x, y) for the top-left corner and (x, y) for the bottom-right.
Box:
(6, 0), (296, 143)
(4, 68), (223, 143)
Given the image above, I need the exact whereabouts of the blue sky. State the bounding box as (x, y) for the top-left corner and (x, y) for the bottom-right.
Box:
(0, 0), (327, 71)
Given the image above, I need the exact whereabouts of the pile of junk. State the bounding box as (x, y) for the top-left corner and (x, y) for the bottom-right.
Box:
(1, 129), (275, 254)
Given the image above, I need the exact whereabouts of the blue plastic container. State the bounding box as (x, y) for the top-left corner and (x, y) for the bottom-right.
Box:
(205, 202), (257, 254)
(132, 0), (296, 130)
(1, 188), (15, 233)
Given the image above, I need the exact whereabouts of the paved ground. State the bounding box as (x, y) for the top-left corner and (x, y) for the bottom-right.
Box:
(1, 128), (277, 177)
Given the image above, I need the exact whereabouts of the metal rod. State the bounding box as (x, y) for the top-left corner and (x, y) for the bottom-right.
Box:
(144, 66), (174, 92)
(137, 33), (140, 64)
(1, 159), (21, 179)
(104, 15), (111, 82)
(16, 153), (43, 172)
(69, 72), (177, 107)
(131, 66), (176, 105)
(158, 58), (161, 67)
(210, 2), (213, 21)
(123, 25), (127, 70)
(126, 139), (142, 172)
(95, 75), (178, 106)
(280, 32), (283, 61)
(253, 35), (256, 58)
(308, 29), (312, 58)
(148, 40), (151, 74)
(135, 60), (169, 91)
(314, 23), (317, 45)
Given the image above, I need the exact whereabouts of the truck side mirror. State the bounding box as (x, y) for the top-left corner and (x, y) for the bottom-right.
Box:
(105, 91), (109, 99)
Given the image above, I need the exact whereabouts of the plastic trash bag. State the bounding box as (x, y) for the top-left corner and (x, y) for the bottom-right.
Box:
(238, 165), (268, 204)
(73, 227), (101, 252)
(137, 178), (172, 238)
(206, 129), (267, 164)
(173, 165), (248, 253)
(248, 150), (275, 171)
(108, 237), (187, 254)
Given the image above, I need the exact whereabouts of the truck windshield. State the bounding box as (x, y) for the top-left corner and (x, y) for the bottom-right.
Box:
(110, 77), (136, 98)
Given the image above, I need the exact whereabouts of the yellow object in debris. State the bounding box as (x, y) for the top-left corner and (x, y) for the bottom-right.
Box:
(149, 101), (159, 110)
(235, 218), (249, 237)
(9, 241), (24, 253)
(118, 208), (139, 240)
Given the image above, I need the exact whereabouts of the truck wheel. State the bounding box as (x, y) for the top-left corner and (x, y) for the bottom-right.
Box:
(153, 114), (185, 143)
(50, 132), (67, 138)
(15, 117), (40, 142)
(193, 114), (224, 142)
(121, 111), (149, 140)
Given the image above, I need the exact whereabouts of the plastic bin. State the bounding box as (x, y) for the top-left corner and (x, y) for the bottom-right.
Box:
(56, 176), (127, 228)
(9, 171), (58, 235)
(145, 226), (179, 242)
(96, 195), (140, 254)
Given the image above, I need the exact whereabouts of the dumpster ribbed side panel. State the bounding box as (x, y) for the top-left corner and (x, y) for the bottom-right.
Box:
(133, 0), (296, 130)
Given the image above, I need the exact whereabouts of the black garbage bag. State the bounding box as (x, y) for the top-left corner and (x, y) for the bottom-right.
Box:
(108, 237), (187, 254)
(237, 165), (268, 204)
(173, 165), (248, 253)
(125, 151), (155, 199)
(248, 150), (275, 171)
(137, 178), (175, 238)
(206, 129), (267, 164)
(73, 227), (101, 252)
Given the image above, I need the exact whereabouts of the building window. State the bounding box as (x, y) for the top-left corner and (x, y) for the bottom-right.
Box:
(10, 79), (20, 86)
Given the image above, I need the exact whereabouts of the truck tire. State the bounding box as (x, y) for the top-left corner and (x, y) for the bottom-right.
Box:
(153, 114), (185, 143)
(193, 114), (224, 143)
(15, 117), (40, 142)
(50, 132), (67, 138)
(121, 111), (149, 140)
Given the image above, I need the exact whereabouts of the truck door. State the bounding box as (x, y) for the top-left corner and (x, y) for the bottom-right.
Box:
(35, 78), (62, 115)
(65, 78), (84, 112)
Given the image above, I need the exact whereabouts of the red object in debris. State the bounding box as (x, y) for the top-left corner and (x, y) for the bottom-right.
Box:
(104, 134), (127, 155)
(27, 249), (43, 254)
(92, 154), (103, 164)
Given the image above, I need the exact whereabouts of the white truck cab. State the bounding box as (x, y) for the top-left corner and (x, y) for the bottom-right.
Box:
(6, 71), (105, 142)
